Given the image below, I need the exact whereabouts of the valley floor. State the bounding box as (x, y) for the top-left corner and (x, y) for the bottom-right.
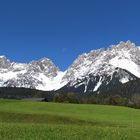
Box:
(0, 100), (139, 140)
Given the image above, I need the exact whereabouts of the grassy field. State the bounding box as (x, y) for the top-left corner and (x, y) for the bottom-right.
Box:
(0, 100), (139, 140)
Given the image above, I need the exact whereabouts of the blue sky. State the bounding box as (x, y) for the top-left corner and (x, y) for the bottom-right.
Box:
(0, 0), (140, 70)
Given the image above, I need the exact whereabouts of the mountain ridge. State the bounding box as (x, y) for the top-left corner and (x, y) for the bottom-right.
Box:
(0, 40), (140, 95)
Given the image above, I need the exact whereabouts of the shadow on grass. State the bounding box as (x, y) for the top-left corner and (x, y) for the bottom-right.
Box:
(0, 111), (130, 128)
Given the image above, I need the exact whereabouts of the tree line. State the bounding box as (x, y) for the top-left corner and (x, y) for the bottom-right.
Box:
(52, 92), (140, 109)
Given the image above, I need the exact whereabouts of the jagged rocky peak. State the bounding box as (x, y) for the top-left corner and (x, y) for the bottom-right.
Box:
(65, 41), (138, 73)
(109, 40), (136, 50)
(62, 41), (140, 93)
(109, 41), (140, 58)
(65, 43), (127, 77)
(0, 56), (64, 91)
(107, 41), (140, 65)
(89, 48), (105, 56)
(29, 57), (59, 78)
(0, 55), (11, 69)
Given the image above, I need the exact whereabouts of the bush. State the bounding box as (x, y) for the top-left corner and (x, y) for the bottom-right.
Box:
(53, 93), (63, 102)
(104, 95), (123, 105)
(65, 92), (79, 103)
(53, 92), (79, 103)
(130, 94), (140, 108)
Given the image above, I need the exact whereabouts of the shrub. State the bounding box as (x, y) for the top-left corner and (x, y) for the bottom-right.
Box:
(53, 92), (79, 103)
(53, 93), (63, 102)
(131, 94), (140, 108)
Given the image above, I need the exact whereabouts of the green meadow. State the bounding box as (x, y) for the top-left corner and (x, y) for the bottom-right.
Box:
(0, 99), (139, 140)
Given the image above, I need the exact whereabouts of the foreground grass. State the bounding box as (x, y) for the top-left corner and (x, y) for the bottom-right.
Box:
(0, 99), (139, 139)
(0, 123), (140, 140)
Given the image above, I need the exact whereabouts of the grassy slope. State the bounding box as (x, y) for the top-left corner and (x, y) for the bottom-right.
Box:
(0, 100), (140, 140)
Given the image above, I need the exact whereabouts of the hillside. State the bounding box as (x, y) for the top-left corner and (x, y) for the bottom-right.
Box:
(0, 100), (140, 140)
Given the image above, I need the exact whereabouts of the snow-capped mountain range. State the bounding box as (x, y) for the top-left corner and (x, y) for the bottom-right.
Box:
(0, 56), (66, 91)
(1, 41), (140, 95)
